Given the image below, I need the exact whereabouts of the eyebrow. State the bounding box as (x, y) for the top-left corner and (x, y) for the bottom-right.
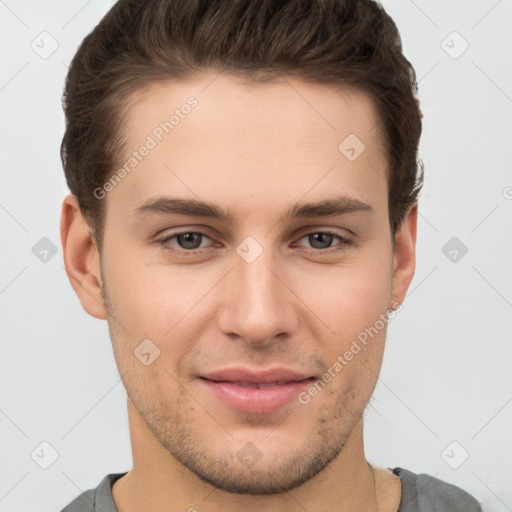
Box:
(133, 195), (373, 223)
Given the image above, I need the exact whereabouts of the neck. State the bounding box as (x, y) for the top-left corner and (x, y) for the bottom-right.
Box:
(113, 398), (383, 512)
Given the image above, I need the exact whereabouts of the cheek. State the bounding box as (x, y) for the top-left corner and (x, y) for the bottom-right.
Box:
(297, 259), (392, 339)
(102, 228), (393, 348)
(103, 252), (216, 355)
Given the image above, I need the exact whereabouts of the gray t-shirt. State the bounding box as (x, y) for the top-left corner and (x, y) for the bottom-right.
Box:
(61, 467), (482, 511)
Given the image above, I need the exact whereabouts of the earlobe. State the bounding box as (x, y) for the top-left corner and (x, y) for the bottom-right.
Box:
(390, 203), (418, 308)
(60, 195), (107, 320)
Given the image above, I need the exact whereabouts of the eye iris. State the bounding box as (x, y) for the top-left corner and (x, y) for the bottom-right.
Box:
(309, 233), (334, 249)
(177, 233), (202, 249)
(172, 232), (338, 251)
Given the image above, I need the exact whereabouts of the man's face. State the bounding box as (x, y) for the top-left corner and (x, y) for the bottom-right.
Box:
(94, 74), (413, 493)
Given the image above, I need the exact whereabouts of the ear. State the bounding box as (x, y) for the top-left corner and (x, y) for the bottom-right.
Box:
(390, 203), (418, 308)
(60, 194), (107, 320)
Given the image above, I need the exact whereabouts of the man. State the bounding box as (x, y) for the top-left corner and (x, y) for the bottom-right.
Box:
(59, 0), (482, 510)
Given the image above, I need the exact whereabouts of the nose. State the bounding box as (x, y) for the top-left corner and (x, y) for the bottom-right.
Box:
(216, 244), (299, 347)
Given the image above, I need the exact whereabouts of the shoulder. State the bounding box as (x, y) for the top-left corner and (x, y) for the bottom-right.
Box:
(60, 489), (96, 512)
(60, 473), (126, 512)
(393, 467), (482, 512)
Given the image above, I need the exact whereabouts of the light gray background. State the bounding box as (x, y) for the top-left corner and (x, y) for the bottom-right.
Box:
(1, 1), (511, 511)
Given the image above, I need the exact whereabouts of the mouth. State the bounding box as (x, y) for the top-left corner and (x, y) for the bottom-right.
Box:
(197, 369), (316, 414)
(204, 379), (310, 389)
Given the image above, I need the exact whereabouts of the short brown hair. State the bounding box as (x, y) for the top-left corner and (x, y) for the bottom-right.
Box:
(61, 0), (423, 249)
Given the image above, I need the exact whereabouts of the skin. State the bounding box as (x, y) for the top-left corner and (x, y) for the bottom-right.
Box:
(61, 72), (417, 512)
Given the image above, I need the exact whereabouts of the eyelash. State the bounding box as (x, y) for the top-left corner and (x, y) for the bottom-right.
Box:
(157, 230), (352, 256)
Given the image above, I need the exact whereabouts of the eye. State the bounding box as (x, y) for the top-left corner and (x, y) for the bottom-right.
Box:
(157, 229), (352, 256)
(159, 231), (213, 253)
(294, 231), (351, 252)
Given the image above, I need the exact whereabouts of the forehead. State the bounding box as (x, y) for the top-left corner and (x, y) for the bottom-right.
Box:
(108, 72), (388, 220)
(123, 72), (384, 151)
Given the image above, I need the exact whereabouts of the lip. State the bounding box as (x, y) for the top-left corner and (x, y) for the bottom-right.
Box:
(201, 367), (313, 385)
(198, 367), (315, 414)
